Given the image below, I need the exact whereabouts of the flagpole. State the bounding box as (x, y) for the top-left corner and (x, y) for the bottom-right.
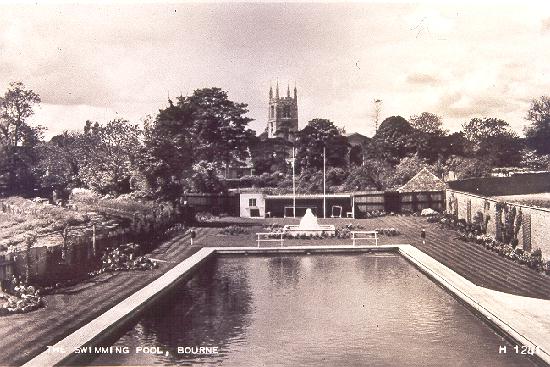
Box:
(292, 147), (296, 218)
(323, 146), (326, 219)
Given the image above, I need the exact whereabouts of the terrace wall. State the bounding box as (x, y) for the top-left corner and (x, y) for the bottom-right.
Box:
(353, 191), (445, 218)
(447, 189), (550, 259)
(0, 202), (185, 286)
(182, 193), (239, 216)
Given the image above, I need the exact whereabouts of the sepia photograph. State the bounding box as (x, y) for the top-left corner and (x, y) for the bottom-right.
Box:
(0, 1), (549, 366)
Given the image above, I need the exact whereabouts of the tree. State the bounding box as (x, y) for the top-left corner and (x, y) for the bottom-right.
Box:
(444, 155), (492, 179)
(186, 88), (254, 166)
(185, 161), (227, 194)
(436, 132), (467, 160)
(349, 145), (364, 166)
(0, 82), (42, 195)
(35, 131), (82, 192)
(141, 101), (196, 198)
(519, 148), (550, 171)
(249, 136), (290, 175)
(142, 88), (254, 198)
(367, 116), (418, 163)
(295, 119), (349, 171)
(461, 117), (522, 167)
(462, 117), (510, 143)
(76, 119), (142, 194)
(342, 158), (394, 191)
(525, 96), (550, 154)
(409, 112), (447, 136)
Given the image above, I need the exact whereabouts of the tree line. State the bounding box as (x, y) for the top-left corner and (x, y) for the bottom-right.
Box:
(250, 108), (549, 192)
(1, 81), (549, 199)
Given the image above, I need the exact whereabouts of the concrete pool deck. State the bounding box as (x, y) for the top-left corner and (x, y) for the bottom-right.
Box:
(23, 244), (550, 367)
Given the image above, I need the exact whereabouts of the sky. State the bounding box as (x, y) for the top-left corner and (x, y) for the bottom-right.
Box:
(1, 1), (550, 139)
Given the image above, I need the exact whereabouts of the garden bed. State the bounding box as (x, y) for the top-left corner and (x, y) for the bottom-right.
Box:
(432, 214), (550, 276)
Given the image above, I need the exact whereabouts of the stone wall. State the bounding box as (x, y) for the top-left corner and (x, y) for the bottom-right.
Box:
(447, 189), (550, 259)
(0, 203), (183, 285)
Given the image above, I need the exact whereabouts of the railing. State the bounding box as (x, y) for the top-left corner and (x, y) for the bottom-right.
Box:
(256, 232), (284, 247)
(351, 230), (378, 246)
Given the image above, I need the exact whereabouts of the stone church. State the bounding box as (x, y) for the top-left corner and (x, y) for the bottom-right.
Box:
(249, 83), (299, 174)
(225, 82), (368, 178)
(266, 82), (299, 142)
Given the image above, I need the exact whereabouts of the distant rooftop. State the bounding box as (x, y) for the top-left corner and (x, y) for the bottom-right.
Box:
(399, 167), (446, 192)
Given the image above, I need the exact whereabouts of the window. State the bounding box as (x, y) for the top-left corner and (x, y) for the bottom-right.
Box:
(283, 106), (290, 118)
(270, 105), (275, 118)
(249, 198), (257, 207)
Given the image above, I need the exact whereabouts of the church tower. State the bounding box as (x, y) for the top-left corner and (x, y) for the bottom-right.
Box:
(267, 81), (298, 141)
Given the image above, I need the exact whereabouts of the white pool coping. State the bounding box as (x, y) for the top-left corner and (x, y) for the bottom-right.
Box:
(23, 244), (550, 366)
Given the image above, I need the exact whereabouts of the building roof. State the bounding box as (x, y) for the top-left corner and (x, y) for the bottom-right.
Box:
(398, 167), (446, 192)
(346, 132), (371, 146)
(266, 193), (351, 199)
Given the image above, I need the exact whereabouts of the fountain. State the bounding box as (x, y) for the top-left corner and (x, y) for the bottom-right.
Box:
(283, 208), (335, 237)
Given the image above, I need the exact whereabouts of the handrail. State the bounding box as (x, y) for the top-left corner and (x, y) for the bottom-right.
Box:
(351, 230), (378, 246)
(256, 232), (284, 247)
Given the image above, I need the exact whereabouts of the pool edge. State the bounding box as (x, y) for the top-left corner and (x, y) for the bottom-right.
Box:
(22, 244), (550, 367)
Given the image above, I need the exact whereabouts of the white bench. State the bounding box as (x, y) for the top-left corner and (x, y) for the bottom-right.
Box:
(256, 232), (284, 247)
(351, 230), (378, 246)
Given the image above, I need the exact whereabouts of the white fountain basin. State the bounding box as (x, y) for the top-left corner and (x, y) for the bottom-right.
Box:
(283, 224), (336, 237)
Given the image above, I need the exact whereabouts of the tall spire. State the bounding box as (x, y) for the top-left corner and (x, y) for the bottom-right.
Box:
(293, 82), (297, 100)
(269, 84), (273, 100)
(275, 79), (279, 99)
(287, 83), (290, 97)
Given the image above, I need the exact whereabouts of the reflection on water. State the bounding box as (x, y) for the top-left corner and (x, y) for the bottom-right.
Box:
(91, 254), (537, 366)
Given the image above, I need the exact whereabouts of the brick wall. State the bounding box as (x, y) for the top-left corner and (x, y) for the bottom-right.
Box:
(447, 189), (550, 259)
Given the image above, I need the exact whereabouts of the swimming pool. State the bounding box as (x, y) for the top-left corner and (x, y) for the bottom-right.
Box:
(91, 253), (537, 366)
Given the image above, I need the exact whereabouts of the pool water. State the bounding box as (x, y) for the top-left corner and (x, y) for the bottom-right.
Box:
(91, 254), (537, 366)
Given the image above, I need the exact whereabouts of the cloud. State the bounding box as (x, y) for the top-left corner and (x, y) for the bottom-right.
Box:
(406, 73), (441, 86)
(3, 3), (550, 139)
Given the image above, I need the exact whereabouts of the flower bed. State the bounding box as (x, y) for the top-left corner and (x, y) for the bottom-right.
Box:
(219, 225), (250, 236)
(0, 284), (44, 316)
(374, 228), (400, 236)
(364, 210), (387, 218)
(433, 214), (549, 275)
(92, 243), (158, 274)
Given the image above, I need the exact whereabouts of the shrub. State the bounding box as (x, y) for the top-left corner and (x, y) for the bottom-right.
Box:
(219, 225), (249, 236)
(528, 248), (543, 270)
(374, 228), (400, 236)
